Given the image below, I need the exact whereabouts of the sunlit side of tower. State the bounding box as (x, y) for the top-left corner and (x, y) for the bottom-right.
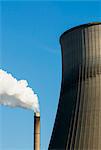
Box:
(49, 22), (101, 150)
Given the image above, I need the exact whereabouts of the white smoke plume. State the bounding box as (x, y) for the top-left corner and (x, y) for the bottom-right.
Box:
(0, 69), (39, 112)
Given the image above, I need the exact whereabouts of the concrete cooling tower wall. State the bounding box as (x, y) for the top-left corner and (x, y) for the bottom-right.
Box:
(48, 22), (101, 150)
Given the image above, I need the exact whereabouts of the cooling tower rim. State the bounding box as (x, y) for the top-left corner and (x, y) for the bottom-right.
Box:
(60, 22), (101, 43)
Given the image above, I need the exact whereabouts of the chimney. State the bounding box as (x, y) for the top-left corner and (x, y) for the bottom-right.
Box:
(34, 112), (40, 150)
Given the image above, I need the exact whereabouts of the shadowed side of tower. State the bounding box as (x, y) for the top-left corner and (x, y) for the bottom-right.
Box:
(48, 22), (101, 150)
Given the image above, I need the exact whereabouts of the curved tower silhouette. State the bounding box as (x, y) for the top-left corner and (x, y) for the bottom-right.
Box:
(49, 22), (101, 150)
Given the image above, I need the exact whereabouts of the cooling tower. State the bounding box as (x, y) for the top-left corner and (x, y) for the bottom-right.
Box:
(34, 112), (40, 150)
(49, 22), (101, 150)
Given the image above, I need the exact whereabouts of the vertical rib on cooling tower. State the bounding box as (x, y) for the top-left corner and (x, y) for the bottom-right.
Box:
(48, 22), (101, 150)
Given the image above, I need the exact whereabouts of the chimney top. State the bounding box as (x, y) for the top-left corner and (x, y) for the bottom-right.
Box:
(34, 112), (40, 117)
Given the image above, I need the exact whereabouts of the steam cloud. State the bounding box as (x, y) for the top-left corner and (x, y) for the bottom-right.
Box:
(0, 69), (39, 112)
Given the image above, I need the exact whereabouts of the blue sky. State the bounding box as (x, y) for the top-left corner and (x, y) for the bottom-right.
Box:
(0, 1), (101, 150)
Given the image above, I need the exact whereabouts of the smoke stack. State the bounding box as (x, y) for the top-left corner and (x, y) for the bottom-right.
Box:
(34, 112), (40, 150)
